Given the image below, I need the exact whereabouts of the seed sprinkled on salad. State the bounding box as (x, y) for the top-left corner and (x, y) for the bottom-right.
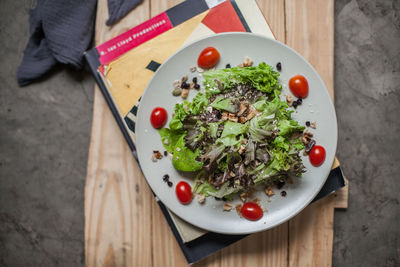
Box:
(190, 65), (197, 72)
(163, 174), (169, 182)
(276, 180), (285, 190)
(276, 62), (282, 71)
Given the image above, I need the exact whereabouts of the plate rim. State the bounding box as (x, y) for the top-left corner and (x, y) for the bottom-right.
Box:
(135, 32), (338, 234)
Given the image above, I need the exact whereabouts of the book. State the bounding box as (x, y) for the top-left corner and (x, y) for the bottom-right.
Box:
(84, 0), (345, 263)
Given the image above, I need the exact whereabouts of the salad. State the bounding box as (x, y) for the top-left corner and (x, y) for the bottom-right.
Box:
(158, 61), (307, 201)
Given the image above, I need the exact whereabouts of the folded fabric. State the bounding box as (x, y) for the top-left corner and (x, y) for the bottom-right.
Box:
(17, 0), (142, 86)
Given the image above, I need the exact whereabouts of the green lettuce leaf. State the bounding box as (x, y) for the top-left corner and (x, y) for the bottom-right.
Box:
(172, 135), (203, 172)
(217, 135), (239, 146)
(216, 121), (248, 146)
(203, 62), (281, 95)
(253, 94), (290, 120)
(208, 122), (219, 138)
(158, 128), (185, 153)
(210, 97), (238, 113)
(221, 121), (248, 137)
(169, 102), (189, 130)
(193, 181), (217, 196)
(272, 136), (290, 151)
(194, 180), (242, 199)
(291, 137), (305, 151)
(277, 120), (305, 137)
(190, 93), (208, 115)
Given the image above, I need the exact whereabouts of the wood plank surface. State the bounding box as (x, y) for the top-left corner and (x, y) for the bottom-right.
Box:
(85, 1), (153, 267)
(85, 0), (346, 266)
(285, 1), (336, 266)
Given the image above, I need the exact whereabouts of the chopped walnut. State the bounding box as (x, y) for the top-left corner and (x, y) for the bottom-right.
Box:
(239, 106), (256, 123)
(304, 130), (314, 138)
(229, 171), (235, 177)
(223, 203), (232, 211)
(190, 82), (195, 89)
(237, 101), (248, 116)
(221, 112), (229, 121)
(245, 106), (256, 121)
(240, 192), (247, 202)
(228, 113), (238, 122)
(238, 145), (246, 154)
(310, 121), (317, 129)
(239, 56), (253, 67)
(302, 131), (314, 144)
(244, 56), (253, 67)
(153, 150), (163, 159)
(235, 204), (243, 217)
(301, 136), (309, 145)
(181, 88), (189, 99)
(286, 94), (294, 106)
(253, 198), (261, 205)
(265, 186), (275, 197)
(197, 194), (205, 204)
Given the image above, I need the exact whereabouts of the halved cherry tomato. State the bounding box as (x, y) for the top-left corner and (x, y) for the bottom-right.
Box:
(197, 47), (220, 69)
(176, 181), (193, 205)
(241, 202), (263, 221)
(150, 107), (167, 129)
(309, 145), (326, 167)
(289, 75), (309, 99)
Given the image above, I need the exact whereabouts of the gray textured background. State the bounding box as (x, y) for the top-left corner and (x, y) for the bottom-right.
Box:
(0, 0), (399, 266)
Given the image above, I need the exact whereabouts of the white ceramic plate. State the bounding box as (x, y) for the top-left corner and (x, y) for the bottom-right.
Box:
(136, 33), (337, 234)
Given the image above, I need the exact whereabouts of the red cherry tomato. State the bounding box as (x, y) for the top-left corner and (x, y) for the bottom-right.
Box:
(289, 75), (309, 99)
(176, 181), (193, 205)
(241, 202), (263, 221)
(197, 47), (220, 69)
(150, 107), (167, 129)
(309, 145), (326, 167)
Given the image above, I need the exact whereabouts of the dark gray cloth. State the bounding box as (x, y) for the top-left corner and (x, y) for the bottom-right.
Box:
(106, 0), (142, 26)
(17, 0), (142, 86)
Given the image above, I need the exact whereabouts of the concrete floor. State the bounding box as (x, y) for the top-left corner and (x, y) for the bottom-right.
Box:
(0, 0), (399, 266)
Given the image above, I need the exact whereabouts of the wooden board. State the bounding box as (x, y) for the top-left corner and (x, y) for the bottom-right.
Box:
(85, 0), (348, 266)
